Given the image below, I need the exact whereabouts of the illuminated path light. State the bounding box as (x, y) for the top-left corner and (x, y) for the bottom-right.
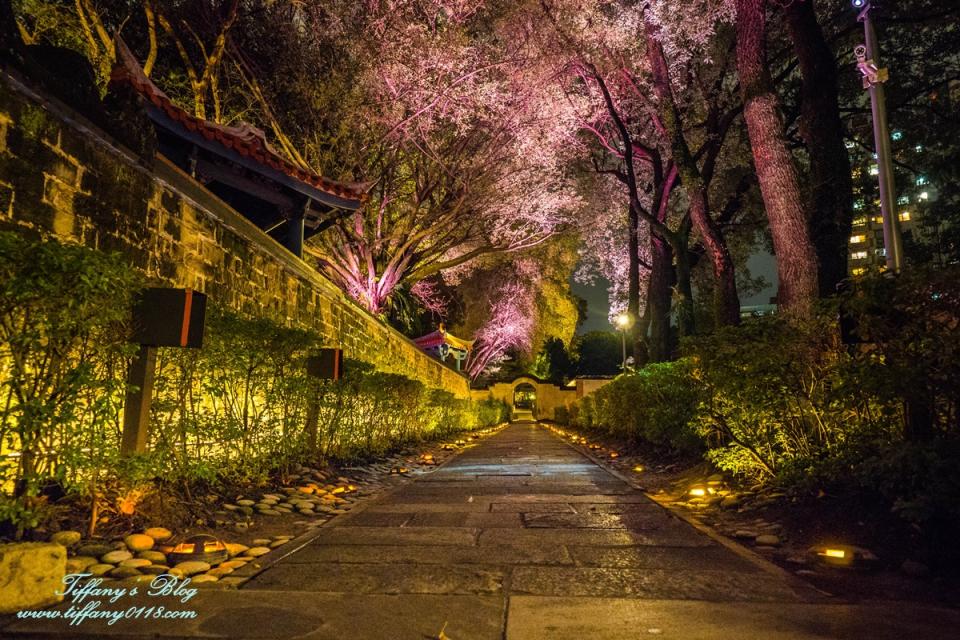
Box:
(5, 423), (958, 638)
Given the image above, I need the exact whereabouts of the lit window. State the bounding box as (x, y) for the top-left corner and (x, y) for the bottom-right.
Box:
(844, 140), (856, 149)
(853, 216), (866, 227)
(852, 267), (867, 276)
(898, 195), (910, 205)
(873, 216), (884, 224)
(916, 176), (928, 186)
(850, 234), (866, 244)
(853, 200), (864, 210)
(899, 211), (911, 221)
(892, 131), (903, 141)
(869, 165), (879, 176)
(851, 251), (868, 260)
(915, 145), (923, 153)
(876, 248), (887, 257)
(920, 191), (929, 200)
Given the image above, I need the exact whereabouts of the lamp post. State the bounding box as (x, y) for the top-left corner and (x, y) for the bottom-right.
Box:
(852, 0), (904, 273)
(615, 313), (632, 372)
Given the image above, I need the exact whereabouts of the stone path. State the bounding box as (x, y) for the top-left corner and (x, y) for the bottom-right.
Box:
(3, 422), (959, 639)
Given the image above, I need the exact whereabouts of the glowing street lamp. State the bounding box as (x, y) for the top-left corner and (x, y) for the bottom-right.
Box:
(614, 313), (632, 372)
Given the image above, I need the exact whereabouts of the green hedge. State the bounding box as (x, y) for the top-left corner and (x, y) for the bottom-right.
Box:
(571, 360), (702, 455)
(0, 233), (490, 534)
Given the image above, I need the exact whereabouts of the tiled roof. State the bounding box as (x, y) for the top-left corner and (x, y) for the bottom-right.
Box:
(110, 39), (365, 204)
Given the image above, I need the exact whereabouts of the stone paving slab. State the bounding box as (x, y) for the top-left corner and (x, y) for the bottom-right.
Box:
(478, 526), (714, 548)
(307, 526), (479, 547)
(249, 563), (505, 594)
(521, 511), (675, 530)
(407, 511), (525, 528)
(505, 596), (960, 640)
(276, 543), (574, 566)
(1, 591), (505, 640)
(510, 567), (805, 601)
(567, 545), (762, 572)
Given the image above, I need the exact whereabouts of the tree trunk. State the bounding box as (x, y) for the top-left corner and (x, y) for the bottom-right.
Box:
(643, 19), (741, 327)
(688, 192), (741, 326)
(735, 0), (819, 312)
(786, 0), (854, 297)
(647, 229), (673, 362)
(627, 203), (641, 361)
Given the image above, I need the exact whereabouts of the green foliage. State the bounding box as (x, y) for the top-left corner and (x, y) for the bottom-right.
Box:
(474, 396), (510, 428)
(529, 337), (574, 385)
(0, 235), (491, 534)
(573, 360), (702, 455)
(0, 232), (139, 534)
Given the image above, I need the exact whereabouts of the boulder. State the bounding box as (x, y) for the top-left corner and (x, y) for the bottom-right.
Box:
(0, 542), (67, 614)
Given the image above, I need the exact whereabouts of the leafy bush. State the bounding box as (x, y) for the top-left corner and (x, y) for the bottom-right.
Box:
(0, 234), (490, 534)
(574, 360), (702, 455)
(0, 231), (139, 535)
(474, 395), (510, 428)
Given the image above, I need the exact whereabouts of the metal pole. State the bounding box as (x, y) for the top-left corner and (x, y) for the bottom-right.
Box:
(858, 3), (904, 272)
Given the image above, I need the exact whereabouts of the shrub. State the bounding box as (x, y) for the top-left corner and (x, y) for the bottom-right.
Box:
(0, 232), (139, 535)
(575, 360), (702, 455)
(0, 234), (491, 534)
(475, 395), (510, 427)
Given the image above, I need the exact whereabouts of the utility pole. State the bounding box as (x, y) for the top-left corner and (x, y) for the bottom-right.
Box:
(854, 0), (904, 273)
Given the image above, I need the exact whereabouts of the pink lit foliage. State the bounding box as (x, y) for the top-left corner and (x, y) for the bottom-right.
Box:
(308, 0), (583, 314)
(410, 279), (449, 318)
(465, 260), (541, 378)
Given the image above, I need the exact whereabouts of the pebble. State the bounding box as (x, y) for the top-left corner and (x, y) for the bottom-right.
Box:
(225, 543), (249, 557)
(143, 527), (172, 541)
(66, 556), (99, 572)
(88, 564), (114, 576)
(237, 499), (256, 506)
(173, 561), (211, 576)
(720, 496), (740, 508)
(755, 534), (781, 547)
(140, 565), (171, 575)
(120, 558), (153, 569)
(260, 509), (282, 516)
(244, 546), (271, 558)
(137, 550), (168, 563)
(191, 574), (219, 583)
(124, 534), (155, 551)
(101, 550), (133, 564)
(109, 566), (141, 579)
(733, 530), (758, 539)
(50, 531), (82, 547)
(220, 559), (248, 570)
(269, 540), (287, 549)
(78, 543), (114, 557)
(208, 566), (233, 578)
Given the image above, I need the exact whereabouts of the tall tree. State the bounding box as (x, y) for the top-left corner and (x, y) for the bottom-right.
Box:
(785, 0), (853, 297)
(735, 0), (819, 311)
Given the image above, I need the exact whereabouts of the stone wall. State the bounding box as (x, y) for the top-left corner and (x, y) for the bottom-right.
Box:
(0, 69), (470, 398)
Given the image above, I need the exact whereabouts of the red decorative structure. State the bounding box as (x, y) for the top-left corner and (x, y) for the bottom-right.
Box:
(109, 38), (366, 259)
(413, 324), (473, 373)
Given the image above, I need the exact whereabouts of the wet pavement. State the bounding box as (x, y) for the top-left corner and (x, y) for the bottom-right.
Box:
(3, 421), (959, 639)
